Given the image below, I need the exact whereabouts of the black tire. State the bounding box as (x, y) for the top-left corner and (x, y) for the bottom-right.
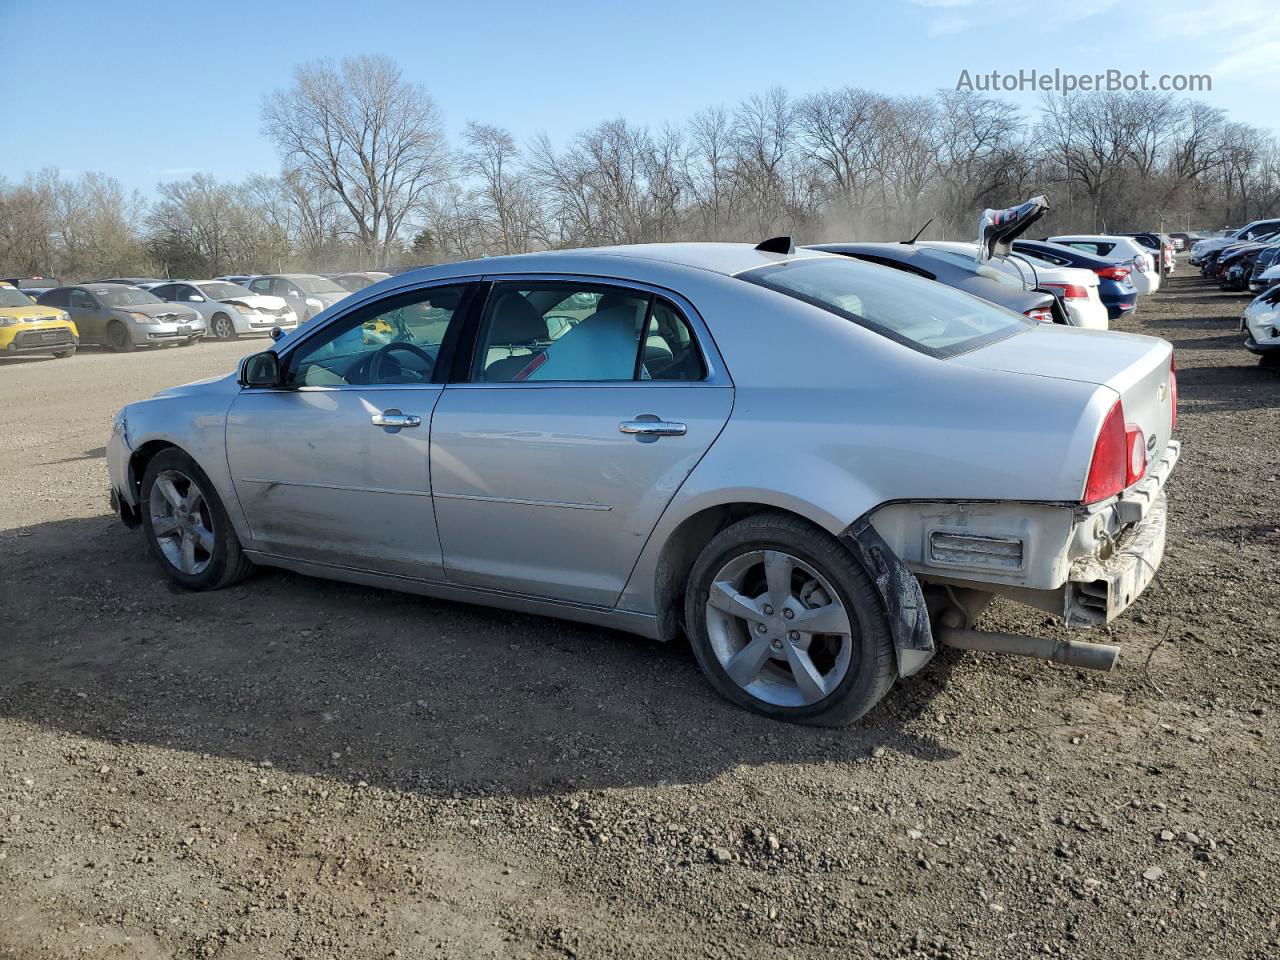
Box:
(51, 347), (76, 359)
(139, 448), (254, 590)
(1260, 352), (1280, 370)
(684, 512), (896, 726)
(211, 314), (237, 341)
(107, 321), (135, 353)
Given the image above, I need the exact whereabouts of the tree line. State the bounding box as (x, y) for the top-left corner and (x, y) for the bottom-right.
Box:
(2, 54), (1277, 280)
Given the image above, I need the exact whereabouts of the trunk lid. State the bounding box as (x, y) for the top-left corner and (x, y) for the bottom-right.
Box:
(954, 326), (1175, 485)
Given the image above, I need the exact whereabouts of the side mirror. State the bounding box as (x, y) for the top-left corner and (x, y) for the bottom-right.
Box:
(239, 351), (283, 388)
(269, 326), (286, 342)
(188, 294), (204, 302)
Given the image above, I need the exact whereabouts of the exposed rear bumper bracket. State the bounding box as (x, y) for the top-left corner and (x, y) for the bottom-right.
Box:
(841, 518), (935, 678)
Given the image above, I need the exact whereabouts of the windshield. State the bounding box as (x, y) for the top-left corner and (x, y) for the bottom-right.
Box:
(918, 248), (1022, 287)
(744, 257), (1031, 357)
(294, 276), (346, 294)
(0, 288), (34, 308)
(197, 281), (254, 300)
(94, 286), (162, 307)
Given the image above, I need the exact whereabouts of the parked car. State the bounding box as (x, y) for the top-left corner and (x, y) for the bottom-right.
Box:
(1011, 240), (1140, 321)
(330, 271), (392, 293)
(1190, 219), (1280, 265)
(1248, 246), (1280, 293)
(806, 242), (1066, 325)
(1240, 285), (1280, 367)
(917, 241), (1109, 330)
(1121, 233), (1175, 274)
(243, 274), (349, 322)
(1201, 234), (1279, 280)
(37, 284), (205, 351)
(1252, 259), (1280, 294)
(0, 281), (78, 359)
(1219, 242), (1278, 292)
(1047, 236), (1161, 295)
(106, 240), (1178, 725)
(144, 280), (299, 341)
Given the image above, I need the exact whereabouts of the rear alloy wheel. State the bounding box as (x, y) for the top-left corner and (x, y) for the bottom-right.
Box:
(686, 513), (896, 726)
(107, 321), (135, 353)
(212, 314), (237, 341)
(140, 449), (253, 590)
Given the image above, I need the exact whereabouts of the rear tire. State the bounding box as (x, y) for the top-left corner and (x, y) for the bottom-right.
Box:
(140, 448), (254, 591)
(684, 512), (897, 726)
(107, 322), (135, 353)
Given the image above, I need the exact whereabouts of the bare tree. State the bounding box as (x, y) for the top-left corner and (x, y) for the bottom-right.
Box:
(261, 55), (450, 267)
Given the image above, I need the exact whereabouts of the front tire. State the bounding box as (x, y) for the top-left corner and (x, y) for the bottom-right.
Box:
(684, 512), (896, 726)
(212, 313), (237, 340)
(107, 322), (135, 353)
(140, 449), (253, 590)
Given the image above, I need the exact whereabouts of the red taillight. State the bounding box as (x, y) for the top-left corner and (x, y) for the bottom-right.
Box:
(1084, 401), (1127, 503)
(1096, 265), (1131, 282)
(1169, 354), (1177, 430)
(1125, 423), (1147, 486)
(1041, 282), (1089, 300)
(1024, 307), (1054, 323)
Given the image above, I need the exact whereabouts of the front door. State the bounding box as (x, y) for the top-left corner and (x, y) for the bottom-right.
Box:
(67, 287), (107, 342)
(225, 283), (475, 578)
(430, 280), (733, 607)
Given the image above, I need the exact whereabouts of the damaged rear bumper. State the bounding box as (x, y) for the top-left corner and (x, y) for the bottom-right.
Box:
(1065, 493), (1166, 627)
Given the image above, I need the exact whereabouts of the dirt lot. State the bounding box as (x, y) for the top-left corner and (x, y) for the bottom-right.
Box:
(1, 276), (1277, 960)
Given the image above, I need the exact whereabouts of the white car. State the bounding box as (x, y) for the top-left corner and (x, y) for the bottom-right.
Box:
(920, 241), (1109, 330)
(1241, 288), (1280, 367)
(144, 280), (300, 341)
(1190, 219), (1280, 265)
(1049, 236), (1160, 296)
(1253, 261), (1280, 293)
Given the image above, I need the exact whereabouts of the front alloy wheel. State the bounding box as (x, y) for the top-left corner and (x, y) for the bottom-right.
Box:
(148, 468), (215, 575)
(213, 314), (236, 340)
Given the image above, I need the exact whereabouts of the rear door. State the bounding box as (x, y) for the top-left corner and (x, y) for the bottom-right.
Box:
(430, 278), (733, 607)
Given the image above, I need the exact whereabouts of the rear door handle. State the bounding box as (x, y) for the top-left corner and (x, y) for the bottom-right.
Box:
(371, 411), (421, 429)
(619, 417), (687, 439)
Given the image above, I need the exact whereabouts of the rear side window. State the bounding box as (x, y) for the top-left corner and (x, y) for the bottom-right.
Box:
(742, 256), (1031, 358)
(473, 283), (705, 383)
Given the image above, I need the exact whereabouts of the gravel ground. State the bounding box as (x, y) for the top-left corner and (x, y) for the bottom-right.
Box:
(1, 275), (1277, 960)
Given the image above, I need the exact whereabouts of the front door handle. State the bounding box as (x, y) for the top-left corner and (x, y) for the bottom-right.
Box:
(371, 411), (421, 429)
(619, 416), (687, 440)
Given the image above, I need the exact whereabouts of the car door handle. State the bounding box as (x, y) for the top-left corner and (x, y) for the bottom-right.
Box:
(371, 412), (421, 428)
(619, 418), (687, 438)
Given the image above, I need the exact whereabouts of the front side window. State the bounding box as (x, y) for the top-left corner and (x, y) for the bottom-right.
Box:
(743, 256), (1031, 358)
(285, 284), (470, 388)
(248, 278), (272, 294)
(150, 284), (176, 301)
(473, 283), (704, 383)
(69, 289), (96, 310)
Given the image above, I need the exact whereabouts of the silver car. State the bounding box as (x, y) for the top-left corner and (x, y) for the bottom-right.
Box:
(144, 280), (299, 341)
(37, 283), (205, 351)
(243, 273), (349, 322)
(106, 242), (1179, 725)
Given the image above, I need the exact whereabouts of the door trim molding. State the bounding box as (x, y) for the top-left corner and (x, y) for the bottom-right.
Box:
(433, 491), (612, 511)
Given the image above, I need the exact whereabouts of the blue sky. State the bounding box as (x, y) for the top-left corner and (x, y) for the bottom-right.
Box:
(3, 0), (1276, 195)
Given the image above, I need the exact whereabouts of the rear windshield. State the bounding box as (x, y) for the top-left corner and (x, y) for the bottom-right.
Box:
(742, 256), (1031, 357)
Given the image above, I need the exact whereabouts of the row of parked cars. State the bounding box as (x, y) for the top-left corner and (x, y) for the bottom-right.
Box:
(1200, 219), (1280, 368)
(0, 271), (390, 359)
(0, 215), (1188, 362)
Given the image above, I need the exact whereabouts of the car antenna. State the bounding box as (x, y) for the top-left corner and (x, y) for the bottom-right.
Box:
(755, 236), (795, 254)
(902, 217), (934, 245)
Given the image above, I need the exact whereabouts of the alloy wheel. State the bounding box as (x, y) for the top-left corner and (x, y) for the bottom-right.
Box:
(704, 549), (855, 707)
(148, 469), (215, 575)
(214, 316), (234, 339)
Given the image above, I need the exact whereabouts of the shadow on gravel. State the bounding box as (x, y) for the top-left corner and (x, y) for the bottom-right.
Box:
(0, 515), (961, 800)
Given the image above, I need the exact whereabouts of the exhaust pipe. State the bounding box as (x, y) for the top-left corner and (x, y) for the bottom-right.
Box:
(937, 627), (1120, 672)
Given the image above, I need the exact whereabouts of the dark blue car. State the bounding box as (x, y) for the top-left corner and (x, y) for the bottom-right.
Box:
(1012, 240), (1139, 320)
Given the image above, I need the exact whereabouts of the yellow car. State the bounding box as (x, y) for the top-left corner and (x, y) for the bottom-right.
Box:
(0, 283), (79, 358)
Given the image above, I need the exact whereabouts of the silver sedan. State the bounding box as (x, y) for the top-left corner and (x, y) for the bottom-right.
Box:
(107, 242), (1179, 725)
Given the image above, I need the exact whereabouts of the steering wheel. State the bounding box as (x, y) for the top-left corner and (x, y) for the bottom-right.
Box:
(369, 342), (435, 384)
